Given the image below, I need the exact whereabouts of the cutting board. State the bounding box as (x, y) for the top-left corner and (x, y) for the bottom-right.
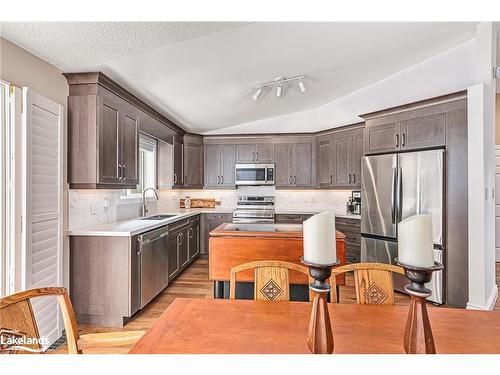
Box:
(179, 198), (221, 208)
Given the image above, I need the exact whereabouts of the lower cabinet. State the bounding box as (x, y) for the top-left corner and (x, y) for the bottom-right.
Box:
(201, 213), (233, 256)
(168, 217), (200, 281)
(69, 215), (202, 328)
(188, 215), (200, 260)
(335, 217), (361, 263)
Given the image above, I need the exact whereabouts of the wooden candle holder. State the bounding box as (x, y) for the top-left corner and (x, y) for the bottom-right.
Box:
(395, 259), (444, 354)
(301, 257), (339, 354)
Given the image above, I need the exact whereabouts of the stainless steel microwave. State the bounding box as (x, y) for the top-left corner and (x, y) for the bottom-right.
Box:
(235, 164), (275, 186)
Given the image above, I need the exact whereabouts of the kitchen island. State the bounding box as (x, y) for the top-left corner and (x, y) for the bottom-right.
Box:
(209, 223), (345, 300)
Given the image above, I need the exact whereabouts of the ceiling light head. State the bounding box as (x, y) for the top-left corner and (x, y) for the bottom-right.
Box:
(298, 78), (306, 93)
(253, 87), (263, 101)
(276, 84), (283, 98)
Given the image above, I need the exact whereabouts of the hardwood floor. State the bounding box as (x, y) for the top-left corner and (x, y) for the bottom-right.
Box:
(51, 258), (500, 353)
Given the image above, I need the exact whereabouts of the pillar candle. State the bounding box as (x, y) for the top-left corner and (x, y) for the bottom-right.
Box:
(303, 211), (337, 265)
(398, 214), (434, 268)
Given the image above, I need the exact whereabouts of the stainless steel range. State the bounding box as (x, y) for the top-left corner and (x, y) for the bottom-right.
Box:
(232, 195), (275, 223)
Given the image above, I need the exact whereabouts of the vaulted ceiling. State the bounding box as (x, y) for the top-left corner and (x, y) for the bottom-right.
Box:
(0, 22), (480, 133)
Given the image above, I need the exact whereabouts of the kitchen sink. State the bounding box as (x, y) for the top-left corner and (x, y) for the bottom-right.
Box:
(140, 214), (177, 220)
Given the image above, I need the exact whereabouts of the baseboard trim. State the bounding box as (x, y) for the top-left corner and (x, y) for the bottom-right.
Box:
(467, 285), (498, 310)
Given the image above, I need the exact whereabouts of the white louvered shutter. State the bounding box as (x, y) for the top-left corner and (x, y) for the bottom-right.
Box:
(21, 88), (64, 350)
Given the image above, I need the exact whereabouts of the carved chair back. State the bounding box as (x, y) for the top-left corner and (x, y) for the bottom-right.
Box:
(0, 287), (80, 354)
(330, 263), (405, 305)
(230, 260), (313, 301)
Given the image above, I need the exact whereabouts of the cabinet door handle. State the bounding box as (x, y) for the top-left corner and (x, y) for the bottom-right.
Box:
(184, 175), (187, 184)
(330, 174), (333, 184)
(217, 176), (220, 185)
(395, 134), (399, 148)
(402, 133), (406, 147)
(221, 175), (224, 184)
(252, 151), (255, 161)
(173, 173), (177, 184)
(293, 176), (296, 185)
(289, 176), (292, 185)
(256, 152), (259, 161)
(348, 174), (352, 184)
(352, 173), (356, 184)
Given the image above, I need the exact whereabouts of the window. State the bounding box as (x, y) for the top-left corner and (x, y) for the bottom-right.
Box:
(123, 133), (157, 198)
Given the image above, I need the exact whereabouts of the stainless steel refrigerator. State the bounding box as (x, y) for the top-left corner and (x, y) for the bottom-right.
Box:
(360, 149), (444, 304)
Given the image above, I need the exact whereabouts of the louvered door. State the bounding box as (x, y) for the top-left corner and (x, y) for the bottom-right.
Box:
(22, 88), (64, 350)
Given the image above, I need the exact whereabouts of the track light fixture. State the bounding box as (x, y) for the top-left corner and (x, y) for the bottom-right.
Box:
(276, 83), (283, 97)
(252, 87), (263, 101)
(252, 75), (307, 101)
(298, 77), (306, 93)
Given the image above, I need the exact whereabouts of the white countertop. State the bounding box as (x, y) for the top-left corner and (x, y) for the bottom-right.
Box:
(68, 208), (360, 237)
(67, 208), (232, 237)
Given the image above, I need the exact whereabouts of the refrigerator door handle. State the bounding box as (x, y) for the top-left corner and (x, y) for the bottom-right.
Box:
(397, 166), (403, 223)
(391, 167), (397, 224)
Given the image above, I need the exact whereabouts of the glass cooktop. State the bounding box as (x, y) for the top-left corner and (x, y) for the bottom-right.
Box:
(222, 223), (303, 232)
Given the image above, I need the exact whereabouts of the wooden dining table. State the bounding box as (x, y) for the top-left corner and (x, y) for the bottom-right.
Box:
(129, 298), (500, 354)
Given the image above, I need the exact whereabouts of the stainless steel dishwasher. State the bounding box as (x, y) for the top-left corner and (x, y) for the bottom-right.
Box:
(137, 225), (169, 309)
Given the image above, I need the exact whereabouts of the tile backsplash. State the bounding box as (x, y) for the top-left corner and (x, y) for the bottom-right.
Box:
(69, 187), (352, 229)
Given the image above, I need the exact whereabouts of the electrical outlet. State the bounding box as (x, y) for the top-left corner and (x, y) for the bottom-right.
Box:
(103, 198), (109, 209)
(91, 203), (98, 215)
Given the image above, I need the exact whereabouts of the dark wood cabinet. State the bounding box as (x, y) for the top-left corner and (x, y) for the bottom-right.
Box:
(274, 142), (315, 188)
(183, 135), (203, 188)
(167, 231), (180, 280)
(335, 217), (361, 264)
(204, 143), (236, 188)
(316, 125), (363, 189)
(364, 121), (400, 155)
(65, 72), (185, 189)
(188, 216), (200, 260)
(200, 213), (232, 256)
(236, 143), (274, 163)
(364, 112), (446, 155)
(168, 219), (191, 280)
(400, 113), (446, 150)
(317, 137), (334, 187)
(172, 136), (184, 188)
(351, 132), (364, 187)
(67, 85), (139, 189)
(119, 109), (139, 185)
(274, 143), (293, 187)
(333, 134), (352, 187)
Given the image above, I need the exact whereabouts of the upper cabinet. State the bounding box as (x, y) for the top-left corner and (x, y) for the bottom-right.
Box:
(64, 72), (185, 189)
(274, 141), (315, 188)
(183, 134), (204, 188)
(67, 83), (139, 188)
(236, 143), (274, 163)
(363, 107), (446, 155)
(204, 143), (236, 188)
(172, 136), (184, 188)
(316, 125), (364, 189)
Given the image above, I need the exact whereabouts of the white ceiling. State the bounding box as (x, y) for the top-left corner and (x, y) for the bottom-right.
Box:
(0, 22), (479, 133)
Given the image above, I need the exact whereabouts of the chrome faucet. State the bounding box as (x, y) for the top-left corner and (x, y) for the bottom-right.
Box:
(142, 187), (159, 217)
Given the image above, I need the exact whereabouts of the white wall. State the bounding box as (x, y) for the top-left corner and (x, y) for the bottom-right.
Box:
(467, 22), (498, 310)
(0, 37), (70, 291)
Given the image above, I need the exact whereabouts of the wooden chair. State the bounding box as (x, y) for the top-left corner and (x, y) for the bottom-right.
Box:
(230, 260), (313, 301)
(330, 263), (405, 305)
(0, 287), (144, 354)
